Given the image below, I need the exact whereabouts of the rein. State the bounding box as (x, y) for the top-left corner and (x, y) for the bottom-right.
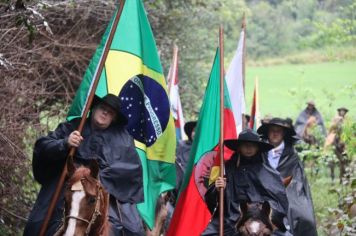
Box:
(65, 215), (90, 225)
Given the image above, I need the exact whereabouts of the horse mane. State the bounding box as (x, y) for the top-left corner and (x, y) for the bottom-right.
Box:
(99, 187), (110, 236)
(67, 166), (92, 187)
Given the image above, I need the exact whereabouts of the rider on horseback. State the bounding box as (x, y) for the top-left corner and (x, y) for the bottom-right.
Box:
(294, 100), (326, 143)
(24, 94), (145, 236)
(202, 129), (290, 236)
(258, 117), (317, 236)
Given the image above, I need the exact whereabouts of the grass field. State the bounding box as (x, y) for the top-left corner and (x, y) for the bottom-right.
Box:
(245, 61), (356, 123)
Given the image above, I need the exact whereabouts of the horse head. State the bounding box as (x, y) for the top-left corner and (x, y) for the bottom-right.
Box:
(236, 201), (274, 236)
(54, 157), (109, 236)
(145, 193), (169, 236)
(302, 115), (319, 145)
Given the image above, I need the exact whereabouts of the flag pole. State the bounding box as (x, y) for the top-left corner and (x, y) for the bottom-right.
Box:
(249, 79), (256, 129)
(242, 12), (246, 90)
(241, 12), (247, 130)
(219, 25), (225, 236)
(168, 44), (179, 93)
(255, 77), (261, 128)
(38, 1), (126, 235)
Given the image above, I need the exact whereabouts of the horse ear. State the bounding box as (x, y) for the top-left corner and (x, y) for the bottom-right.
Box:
(240, 201), (248, 214)
(66, 156), (76, 177)
(88, 159), (99, 178)
(262, 201), (271, 215)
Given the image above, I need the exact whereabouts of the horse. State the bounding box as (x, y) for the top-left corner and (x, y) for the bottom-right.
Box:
(145, 193), (170, 236)
(54, 158), (110, 236)
(236, 201), (274, 236)
(302, 115), (318, 146)
(299, 115), (324, 178)
(324, 116), (350, 183)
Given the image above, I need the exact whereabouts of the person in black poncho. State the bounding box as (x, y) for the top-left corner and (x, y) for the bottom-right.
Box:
(24, 94), (145, 236)
(258, 117), (317, 236)
(294, 100), (326, 142)
(202, 129), (290, 236)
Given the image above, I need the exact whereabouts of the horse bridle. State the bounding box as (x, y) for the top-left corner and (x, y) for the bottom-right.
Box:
(65, 180), (105, 236)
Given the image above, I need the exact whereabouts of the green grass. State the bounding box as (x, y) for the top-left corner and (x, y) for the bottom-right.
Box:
(245, 61), (356, 122)
(247, 46), (356, 67)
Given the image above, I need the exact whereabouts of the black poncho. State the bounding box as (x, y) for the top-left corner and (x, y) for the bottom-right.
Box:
(24, 118), (143, 236)
(203, 154), (289, 235)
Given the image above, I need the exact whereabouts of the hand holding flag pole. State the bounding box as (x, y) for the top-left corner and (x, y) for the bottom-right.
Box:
(38, 1), (126, 235)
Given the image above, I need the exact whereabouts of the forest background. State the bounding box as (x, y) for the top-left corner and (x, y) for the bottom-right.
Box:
(0, 0), (355, 235)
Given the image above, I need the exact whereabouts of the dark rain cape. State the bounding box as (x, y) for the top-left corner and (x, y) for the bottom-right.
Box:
(175, 140), (193, 192)
(24, 118), (144, 236)
(202, 154), (289, 236)
(263, 144), (317, 236)
(295, 108), (326, 138)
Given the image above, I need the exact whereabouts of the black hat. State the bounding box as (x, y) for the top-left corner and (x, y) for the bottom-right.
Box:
(92, 94), (128, 125)
(257, 117), (296, 138)
(184, 121), (197, 140)
(337, 107), (349, 113)
(285, 117), (293, 126)
(224, 129), (274, 152)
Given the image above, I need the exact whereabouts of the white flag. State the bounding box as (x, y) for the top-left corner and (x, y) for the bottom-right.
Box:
(226, 29), (246, 134)
(168, 46), (187, 140)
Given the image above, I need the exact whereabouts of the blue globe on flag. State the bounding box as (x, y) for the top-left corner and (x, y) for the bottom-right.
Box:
(119, 74), (170, 147)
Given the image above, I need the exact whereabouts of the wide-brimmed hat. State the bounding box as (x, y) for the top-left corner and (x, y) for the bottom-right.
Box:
(337, 107), (349, 113)
(92, 94), (128, 125)
(184, 121), (197, 140)
(257, 117), (296, 138)
(306, 100), (315, 106)
(224, 129), (274, 152)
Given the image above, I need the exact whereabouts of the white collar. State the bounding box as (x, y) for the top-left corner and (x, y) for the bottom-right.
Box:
(267, 141), (285, 169)
(273, 141), (285, 152)
(268, 141), (285, 159)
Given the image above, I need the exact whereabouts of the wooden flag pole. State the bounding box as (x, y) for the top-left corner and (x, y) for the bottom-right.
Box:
(38, 1), (126, 235)
(255, 77), (261, 128)
(241, 12), (246, 92)
(249, 78), (257, 129)
(219, 25), (225, 236)
(241, 12), (247, 130)
(167, 44), (179, 93)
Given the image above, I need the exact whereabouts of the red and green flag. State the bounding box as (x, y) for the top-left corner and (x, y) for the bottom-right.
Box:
(67, 0), (176, 229)
(166, 48), (237, 236)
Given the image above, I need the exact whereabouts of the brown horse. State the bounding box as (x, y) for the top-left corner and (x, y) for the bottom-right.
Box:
(54, 159), (109, 236)
(236, 201), (274, 236)
(145, 193), (170, 236)
(324, 116), (349, 183)
(301, 115), (323, 177)
(302, 115), (318, 145)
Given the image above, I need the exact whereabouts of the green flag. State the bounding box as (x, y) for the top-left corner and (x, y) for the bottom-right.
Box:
(67, 0), (176, 228)
(167, 48), (237, 235)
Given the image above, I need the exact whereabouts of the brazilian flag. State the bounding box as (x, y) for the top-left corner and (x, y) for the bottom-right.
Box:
(67, 0), (176, 228)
